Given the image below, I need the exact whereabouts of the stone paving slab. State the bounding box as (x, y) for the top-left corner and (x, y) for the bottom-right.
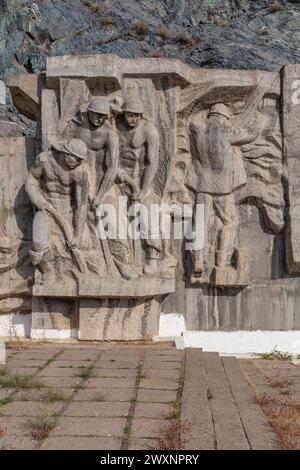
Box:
(200, 352), (250, 450)
(222, 357), (280, 450)
(0, 343), (283, 450)
(181, 348), (215, 450)
(137, 389), (177, 403)
(94, 360), (139, 369)
(134, 403), (173, 419)
(0, 401), (61, 417)
(40, 436), (122, 450)
(86, 378), (136, 389)
(51, 417), (126, 437)
(41, 377), (81, 388)
(72, 388), (134, 402)
(139, 378), (178, 390)
(144, 369), (180, 380)
(131, 418), (166, 438)
(63, 402), (130, 418)
(128, 438), (156, 450)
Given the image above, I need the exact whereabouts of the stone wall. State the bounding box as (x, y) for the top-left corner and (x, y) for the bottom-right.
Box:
(0, 54), (300, 340)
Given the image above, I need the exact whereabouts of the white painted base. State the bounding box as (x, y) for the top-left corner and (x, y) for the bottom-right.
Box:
(31, 328), (78, 340)
(0, 313), (31, 338)
(181, 330), (300, 354)
(0, 311), (300, 355)
(159, 313), (186, 338)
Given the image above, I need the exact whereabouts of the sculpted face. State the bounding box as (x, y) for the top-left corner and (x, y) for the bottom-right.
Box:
(208, 113), (227, 125)
(88, 111), (107, 127)
(64, 153), (82, 169)
(124, 112), (141, 128)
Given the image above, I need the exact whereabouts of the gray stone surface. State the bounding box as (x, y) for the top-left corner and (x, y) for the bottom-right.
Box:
(0, 49), (300, 339)
(0, 344), (283, 450)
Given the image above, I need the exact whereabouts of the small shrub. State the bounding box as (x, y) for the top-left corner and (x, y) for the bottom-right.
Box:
(28, 411), (58, 441)
(76, 365), (95, 380)
(268, 1), (285, 13)
(101, 16), (115, 27)
(0, 374), (45, 390)
(41, 389), (70, 403)
(0, 366), (8, 376)
(270, 377), (293, 389)
(157, 26), (171, 40)
(175, 30), (194, 46)
(83, 0), (103, 14)
(133, 20), (149, 36)
(0, 396), (13, 406)
(153, 420), (192, 450)
(136, 364), (146, 379)
(258, 348), (292, 361)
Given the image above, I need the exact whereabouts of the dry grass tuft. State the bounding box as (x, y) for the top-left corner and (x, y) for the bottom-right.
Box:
(28, 411), (58, 441)
(153, 419), (192, 450)
(255, 393), (300, 450)
(268, 1), (286, 13)
(157, 26), (171, 40)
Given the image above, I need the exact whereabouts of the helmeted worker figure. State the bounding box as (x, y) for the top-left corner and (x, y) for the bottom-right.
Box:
(66, 97), (119, 205)
(66, 97), (139, 280)
(116, 96), (161, 276)
(25, 139), (90, 280)
(189, 103), (257, 275)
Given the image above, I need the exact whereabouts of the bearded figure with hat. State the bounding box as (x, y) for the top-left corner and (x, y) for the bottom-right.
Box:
(188, 102), (258, 282)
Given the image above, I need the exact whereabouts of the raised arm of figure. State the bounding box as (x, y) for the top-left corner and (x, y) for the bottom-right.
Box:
(139, 125), (159, 202)
(94, 130), (119, 207)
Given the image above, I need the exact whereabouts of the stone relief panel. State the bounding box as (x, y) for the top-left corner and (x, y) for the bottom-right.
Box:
(164, 70), (284, 288)
(2, 55), (298, 339)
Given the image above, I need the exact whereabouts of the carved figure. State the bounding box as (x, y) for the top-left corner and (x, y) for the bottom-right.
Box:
(116, 96), (161, 276)
(189, 103), (257, 280)
(25, 139), (90, 281)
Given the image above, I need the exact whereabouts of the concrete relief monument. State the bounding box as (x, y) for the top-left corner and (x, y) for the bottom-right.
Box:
(0, 55), (299, 341)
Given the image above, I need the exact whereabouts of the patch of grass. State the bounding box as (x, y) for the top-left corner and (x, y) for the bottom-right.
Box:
(270, 377), (293, 389)
(73, 383), (85, 391)
(0, 366), (8, 376)
(268, 1), (285, 13)
(5, 339), (28, 351)
(157, 26), (171, 40)
(133, 20), (149, 36)
(83, 0), (103, 14)
(175, 30), (197, 46)
(255, 393), (300, 450)
(258, 348), (293, 361)
(76, 364), (95, 380)
(123, 424), (131, 435)
(101, 16), (115, 27)
(28, 411), (58, 441)
(0, 396), (13, 406)
(136, 364), (146, 379)
(94, 392), (105, 402)
(153, 419), (192, 450)
(0, 374), (45, 390)
(41, 389), (70, 403)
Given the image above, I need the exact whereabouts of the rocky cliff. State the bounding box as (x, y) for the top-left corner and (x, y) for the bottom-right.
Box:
(1, 0), (300, 128)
